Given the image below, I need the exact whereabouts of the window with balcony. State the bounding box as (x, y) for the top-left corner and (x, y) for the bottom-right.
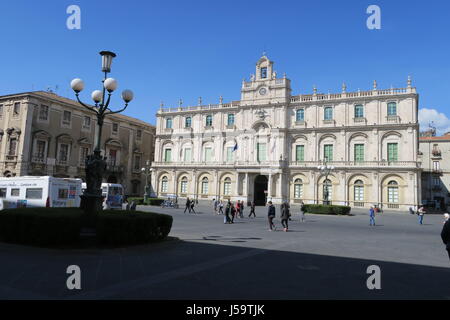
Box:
(79, 146), (89, 165)
(183, 148), (192, 162)
(204, 147), (213, 162)
(8, 138), (17, 157)
(13, 102), (20, 116)
(227, 114), (235, 126)
(257, 143), (267, 162)
(324, 144), (333, 162)
(324, 107), (333, 121)
(57, 143), (69, 164)
(133, 154), (141, 171)
(108, 149), (118, 165)
(294, 179), (303, 199)
(387, 143), (398, 162)
(354, 105), (364, 118)
(205, 115), (213, 127)
(226, 147), (234, 162)
(295, 145), (305, 162)
(185, 117), (192, 128)
(354, 144), (365, 162)
(433, 177), (441, 186)
(39, 105), (49, 121)
(83, 116), (91, 130)
(34, 140), (46, 162)
(164, 149), (172, 162)
(387, 102), (397, 116)
(296, 109), (305, 122)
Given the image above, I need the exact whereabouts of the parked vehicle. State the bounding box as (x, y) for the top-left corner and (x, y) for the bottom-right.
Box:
(0, 176), (82, 209)
(81, 183), (124, 210)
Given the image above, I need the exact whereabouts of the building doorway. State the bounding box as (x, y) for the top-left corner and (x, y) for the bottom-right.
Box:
(254, 175), (268, 206)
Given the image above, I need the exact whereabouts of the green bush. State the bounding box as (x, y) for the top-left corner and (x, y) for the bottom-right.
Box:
(303, 204), (351, 216)
(0, 208), (82, 246)
(146, 198), (165, 206)
(126, 197), (144, 205)
(96, 210), (173, 245)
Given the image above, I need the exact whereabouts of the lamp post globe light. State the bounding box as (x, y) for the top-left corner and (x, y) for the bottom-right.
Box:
(71, 51), (134, 220)
(141, 160), (152, 202)
(317, 159), (335, 205)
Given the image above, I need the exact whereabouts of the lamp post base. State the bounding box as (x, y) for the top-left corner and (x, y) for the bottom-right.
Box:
(80, 194), (103, 227)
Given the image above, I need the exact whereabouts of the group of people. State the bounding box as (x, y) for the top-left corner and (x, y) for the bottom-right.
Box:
(183, 198), (196, 214)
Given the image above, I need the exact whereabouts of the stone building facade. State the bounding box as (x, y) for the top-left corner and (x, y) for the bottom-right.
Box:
(0, 91), (155, 196)
(151, 56), (422, 211)
(419, 132), (450, 211)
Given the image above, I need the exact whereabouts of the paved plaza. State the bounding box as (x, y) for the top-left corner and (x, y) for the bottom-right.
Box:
(0, 203), (449, 299)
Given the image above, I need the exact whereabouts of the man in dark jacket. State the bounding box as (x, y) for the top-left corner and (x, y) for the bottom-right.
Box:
(267, 201), (276, 231)
(184, 198), (191, 214)
(441, 219), (450, 260)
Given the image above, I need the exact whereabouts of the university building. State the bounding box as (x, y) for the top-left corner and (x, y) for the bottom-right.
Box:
(0, 91), (155, 196)
(151, 56), (422, 210)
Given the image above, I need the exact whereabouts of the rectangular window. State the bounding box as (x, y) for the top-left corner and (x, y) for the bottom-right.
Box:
(35, 140), (46, 158)
(26, 188), (43, 199)
(295, 145), (305, 162)
(166, 118), (172, 129)
(201, 181), (208, 194)
(224, 182), (231, 195)
(164, 149), (172, 162)
(185, 117), (192, 128)
(354, 105), (364, 118)
(181, 181), (188, 194)
(204, 148), (212, 162)
(433, 177), (440, 186)
(62, 110), (71, 125)
(161, 181), (168, 193)
(112, 123), (119, 134)
(83, 116), (91, 129)
(433, 161), (440, 170)
(387, 143), (398, 162)
(388, 187), (399, 203)
(296, 109), (305, 122)
(184, 148), (192, 162)
(8, 138), (17, 156)
(324, 144), (333, 162)
(206, 115), (213, 127)
(13, 102), (20, 116)
(227, 147), (234, 162)
(257, 143), (267, 162)
(134, 155), (141, 171)
(387, 102), (397, 116)
(80, 147), (89, 164)
(58, 189), (68, 199)
(0, 104), (3, 117)
(354, 186), (364, 202)
(0, 188), (6, 198)
(227, 114), (235, 126)
(324, 107), (333, 120)
(354, 144), (365, 162)
(39, 105), (49, 120)
(136, 129), (142, 140)
(11, 188), (20, 197)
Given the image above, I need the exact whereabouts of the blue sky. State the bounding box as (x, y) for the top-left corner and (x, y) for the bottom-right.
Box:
(1, 0), (450, 133)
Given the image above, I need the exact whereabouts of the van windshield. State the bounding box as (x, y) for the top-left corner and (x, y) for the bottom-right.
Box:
(109, 187), (123, 196)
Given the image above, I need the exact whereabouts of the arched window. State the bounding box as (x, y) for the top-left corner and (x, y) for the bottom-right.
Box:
(387, 102), (397, 116)
(296, 109), (304, 122)
(223, 177), (232, 196)
(201, 177), (209, 194)
(205, 115), (213, 127)
(161, 176), (169, 193)
(185, 117), (192, 128)
(294, 179), (303, 199)
(354, 180), (364, 206)
(387, 180), (399, 205)
(180, 176), (188, 194)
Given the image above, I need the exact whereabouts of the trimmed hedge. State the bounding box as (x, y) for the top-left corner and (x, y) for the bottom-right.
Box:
(96, 210), (173, 245)
(127, 197), (145, 205)
(126, 197), (165, 206)
(0, 208), (82, 246)
(146, 198), (165, 206)
(303, 204), (351, 216)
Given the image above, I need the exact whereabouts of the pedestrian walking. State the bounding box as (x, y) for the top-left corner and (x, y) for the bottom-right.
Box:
(299, 201), (306, 223)
(130, 200), (137, 211)
(248, 201), (256, 218)
(190, 200), (196, 214)
(441, 218), (450, 260)
(239, 200), (244, 218)
(281, 203), (290, 232)
(213, 198), (218, 214)
(409, 206), (415, 215)
(224, 202), (231, 224)
(184, 197), (191, 213)
(267, 201), (276, 231)
(218, 201), (224, 215)
(417, 206), (426, 225)
(369, 206), (376, 226)
(230, 202), (236, 223)
(443, 213), (450, 224)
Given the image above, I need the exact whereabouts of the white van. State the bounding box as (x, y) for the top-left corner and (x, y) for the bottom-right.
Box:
(81, 183), (124, 210)
(0, 176), (82, 209)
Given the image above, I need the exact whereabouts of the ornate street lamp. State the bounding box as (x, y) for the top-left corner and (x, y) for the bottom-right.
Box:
(141, 160), (152, 202)
(317, 159), (335, 205)
(71, 51), (134, 219)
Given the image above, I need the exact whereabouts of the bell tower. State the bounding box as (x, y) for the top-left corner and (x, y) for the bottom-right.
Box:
(240, 55), (291, 106)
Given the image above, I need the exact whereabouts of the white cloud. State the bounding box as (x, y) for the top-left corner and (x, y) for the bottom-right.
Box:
(418, 108), (450, 136)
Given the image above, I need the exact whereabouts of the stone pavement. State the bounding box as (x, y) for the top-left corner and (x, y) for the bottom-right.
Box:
(0, 203), (449, 299)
